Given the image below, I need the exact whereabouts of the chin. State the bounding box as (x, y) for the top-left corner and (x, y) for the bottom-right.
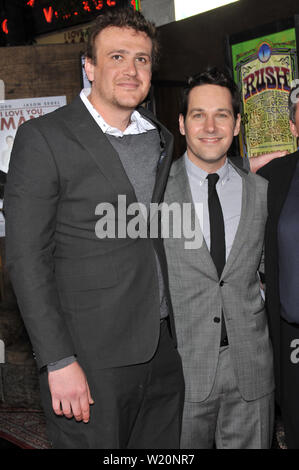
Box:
(115, 91), (148, 108)
(203, 155), (226, 163)
(114, 98), (142, 110)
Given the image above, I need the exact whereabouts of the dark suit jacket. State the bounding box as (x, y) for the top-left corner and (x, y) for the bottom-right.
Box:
(4, 96), (176, 372)
(258, 150), (299, 405)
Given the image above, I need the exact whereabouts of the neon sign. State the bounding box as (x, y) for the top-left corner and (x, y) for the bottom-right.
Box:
(43, 6), (54, 23)
(40, 0), (139, 25)
(0, 0), (140, 38)
(1, 19), (8, 35)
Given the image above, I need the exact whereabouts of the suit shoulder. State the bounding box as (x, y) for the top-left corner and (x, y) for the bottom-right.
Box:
(250, 171), (268, 187)
(168, 156), (184, 176)
(246, 170), (268, 200)
(15, 98), (79, 136)
(258, 151), (299, 180)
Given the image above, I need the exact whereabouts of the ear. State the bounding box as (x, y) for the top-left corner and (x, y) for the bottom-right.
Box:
(84, 57), (95, 83)
(289, 119), (299, 138)
(233, 113), (241, 136)
(179, 114), (186, 136)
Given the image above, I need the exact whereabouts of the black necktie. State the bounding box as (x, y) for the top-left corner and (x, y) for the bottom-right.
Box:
(207, 173), (228, 346)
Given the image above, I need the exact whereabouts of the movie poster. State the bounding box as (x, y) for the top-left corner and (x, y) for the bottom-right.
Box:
(231, 28), (298, 158)
(0, 95), (66, 173)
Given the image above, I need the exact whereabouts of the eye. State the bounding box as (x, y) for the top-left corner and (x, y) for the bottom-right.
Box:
(111, 54), (123, 61)
(217, 113), (229, 119)
(193, 113), (203, 119)
(136, 56), (150, 65)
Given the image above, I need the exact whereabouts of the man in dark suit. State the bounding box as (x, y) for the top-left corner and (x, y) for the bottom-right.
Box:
(4, 8), (184, 449)
(257, 83), (299, 448)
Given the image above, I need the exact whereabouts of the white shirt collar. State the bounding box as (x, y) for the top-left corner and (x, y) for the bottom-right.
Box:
(184, 152), (231, 187)
(80, 88), (155, 137)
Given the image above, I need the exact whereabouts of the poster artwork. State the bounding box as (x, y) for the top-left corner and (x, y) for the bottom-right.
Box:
(0, 96), (66, 173)
(232, 28), (298, 158)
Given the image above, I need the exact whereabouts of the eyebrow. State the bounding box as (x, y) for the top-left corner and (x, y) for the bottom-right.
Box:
(108, 49), (151, 58)
(189, 107), (233, 114)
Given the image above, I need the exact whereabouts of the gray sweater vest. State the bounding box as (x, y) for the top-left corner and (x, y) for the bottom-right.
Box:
(106, 129), (169, 319)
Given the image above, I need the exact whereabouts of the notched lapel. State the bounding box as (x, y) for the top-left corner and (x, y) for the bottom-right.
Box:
(64, 97), (137, 203)
(138, 108), (174, 205)
(166, 157), (219, 280)
(222, 168), (254, 277)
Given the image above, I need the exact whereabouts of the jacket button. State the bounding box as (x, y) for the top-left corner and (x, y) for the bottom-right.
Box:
(219, 280), (224, 287)
(213, 317), (221, 323)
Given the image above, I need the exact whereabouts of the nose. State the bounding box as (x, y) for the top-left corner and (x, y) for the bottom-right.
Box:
(124, 58), (137, 77)
(204, 115), (216, 133)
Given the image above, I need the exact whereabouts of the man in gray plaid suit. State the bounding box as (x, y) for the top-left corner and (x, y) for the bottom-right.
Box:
(163, 68), (274, 449)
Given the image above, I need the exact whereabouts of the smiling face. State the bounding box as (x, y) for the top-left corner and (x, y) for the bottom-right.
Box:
(179, 84), (241, 172)
(84, 26), (152, 126)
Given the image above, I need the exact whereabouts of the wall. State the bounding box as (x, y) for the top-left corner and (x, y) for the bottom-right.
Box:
(1, 42), (84, 103)
(154, 0), (299, 82)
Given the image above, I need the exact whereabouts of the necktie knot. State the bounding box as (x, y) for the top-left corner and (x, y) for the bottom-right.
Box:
(207, 173), (219, 188)
(207, 173), (219, 197)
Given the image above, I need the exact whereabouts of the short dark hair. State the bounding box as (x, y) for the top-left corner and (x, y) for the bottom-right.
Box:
(288, 83), (299, 124)
(85, 8), (159, 68)
(180, 67), (240, 119)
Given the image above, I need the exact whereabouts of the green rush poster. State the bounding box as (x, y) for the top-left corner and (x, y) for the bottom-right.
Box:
(231, 27), (298, 158)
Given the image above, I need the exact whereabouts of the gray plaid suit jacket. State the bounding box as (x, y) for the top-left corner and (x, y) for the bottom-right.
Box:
(164, 156), (274, 402)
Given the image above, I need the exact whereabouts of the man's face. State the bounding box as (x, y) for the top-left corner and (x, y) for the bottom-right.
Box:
(179, 84), (241, 171)
(290, 104), (299, 138)
(85, 26), (152, 115)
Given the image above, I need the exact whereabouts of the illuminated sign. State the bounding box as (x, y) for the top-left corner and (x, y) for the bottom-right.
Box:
(1, 19), (8, 35)
(0, 0), (140, 38)
(174, 0), (239, 21)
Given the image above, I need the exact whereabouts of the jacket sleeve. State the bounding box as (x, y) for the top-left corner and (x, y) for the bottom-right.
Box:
(4, 121), (75, 369)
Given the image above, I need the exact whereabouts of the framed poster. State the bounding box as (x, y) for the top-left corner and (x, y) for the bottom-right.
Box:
(227, 17), (299, 159)
(0, 95), (66, 173)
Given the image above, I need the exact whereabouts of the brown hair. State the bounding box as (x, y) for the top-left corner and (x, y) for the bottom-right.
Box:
(85, 8), (159, 69)
(181, 67), (240, 120)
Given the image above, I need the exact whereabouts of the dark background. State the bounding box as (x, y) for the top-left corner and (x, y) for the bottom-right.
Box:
(0, 0), (137, 45)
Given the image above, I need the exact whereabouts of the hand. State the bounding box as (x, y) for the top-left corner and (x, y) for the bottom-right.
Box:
(48, 361), (94, 423)
(250, 150), (288, 173)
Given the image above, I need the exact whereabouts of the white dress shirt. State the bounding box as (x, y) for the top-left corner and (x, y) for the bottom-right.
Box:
(184, 153), (242, 260)
(80, 88), (155, 136)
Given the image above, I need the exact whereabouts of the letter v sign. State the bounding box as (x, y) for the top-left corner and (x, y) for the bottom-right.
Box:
(43, 6), (53, 23)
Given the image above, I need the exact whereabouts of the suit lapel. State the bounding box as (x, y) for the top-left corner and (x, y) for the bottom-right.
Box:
(139, 106), (174, 204)
(64, 97), (137, 203)
(64, 98), (173, 207)
(170, 157), (219, 280)
(221, 164), (253, 277)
